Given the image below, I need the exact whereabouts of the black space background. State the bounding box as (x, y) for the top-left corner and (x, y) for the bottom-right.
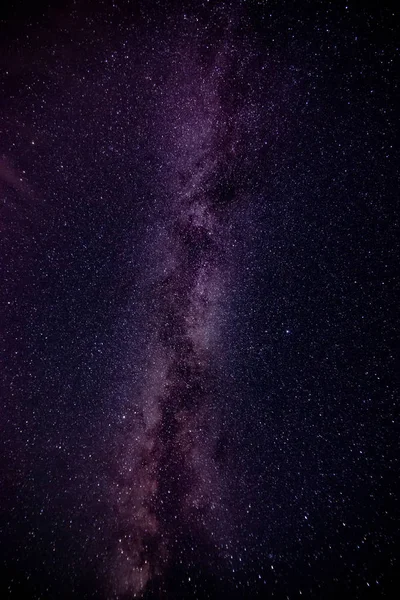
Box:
(0, 1), (399, 598)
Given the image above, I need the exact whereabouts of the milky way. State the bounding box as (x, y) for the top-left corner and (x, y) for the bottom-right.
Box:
(111, 40), (244, 596)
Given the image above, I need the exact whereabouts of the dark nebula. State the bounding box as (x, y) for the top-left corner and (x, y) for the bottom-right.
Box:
(0, 1), (398, 599)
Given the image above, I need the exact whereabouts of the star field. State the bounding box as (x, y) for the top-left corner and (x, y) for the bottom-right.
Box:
(0, 1), (398, 598)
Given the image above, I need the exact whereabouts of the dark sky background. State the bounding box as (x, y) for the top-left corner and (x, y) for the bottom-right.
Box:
(0, 1), (398, 598)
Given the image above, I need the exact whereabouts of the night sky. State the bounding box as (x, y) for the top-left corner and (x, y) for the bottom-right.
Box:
(0, 1), (398, 598)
